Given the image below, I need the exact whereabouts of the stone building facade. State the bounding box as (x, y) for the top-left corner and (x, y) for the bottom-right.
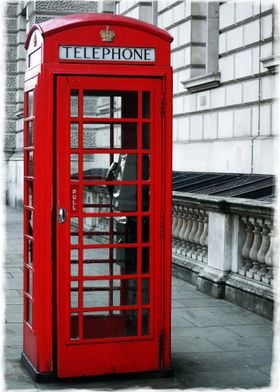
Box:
(4, 0), (279, 207)
(112, 0), (279, 174)
(5, 1), (98, 207)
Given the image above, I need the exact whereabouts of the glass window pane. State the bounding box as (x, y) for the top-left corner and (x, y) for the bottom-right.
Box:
(27, 121), (34, 146)
(83, 123), (98, 148)
(70, 123), (79, 149)
(142, 247), (149, 274)
(71, 249), (79, 276)
(142, 309), (150, 336)
(71, 281), (79, 308)
(116, 247), (137, 275)
(142, 123), (150, 149)
(83, 153), (137, 182)
(83, 248), (137, 276)
(70, 313), (79, 340)
(70, 217), (79, 245)
(142, 92), (150, 118)
(83, 310), (137, 339)
(112, 184), (137, 212)
(83, 248), (115, 276)
(83, 91), (137, 118)
(142, 185), (150, 211)
(27, 210), (33, 237)
(70, 154), (79, 181)
(25, 267), (33, 296)
(142, 154), (150, 180)
(83, 279), (137, 308)
(27, 181), (33, 207)
(27, 299), (33, 326)
(70, 90), (78, 117)
(142, 217), (149, 243)
(83, 216), (137, 245)
(25, 239), (33, 265)
(83, 154), (109, 180)
(121, 92), (138, 118)
(142, 278), (150, 305)
(83, 280), (110, 308)
(83, 185), (112, 213)
(28, 90), (34, 117)
(118, 123), (137, 149)
(83, 123), (137, 149)
(83, 92), (110, 118)
(27, 151), (33, 177)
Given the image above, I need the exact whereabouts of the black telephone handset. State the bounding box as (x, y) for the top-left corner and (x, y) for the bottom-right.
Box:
(105, 161), (118, 198)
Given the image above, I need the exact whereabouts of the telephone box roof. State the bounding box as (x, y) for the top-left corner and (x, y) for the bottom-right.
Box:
(25, 13), (173, 49)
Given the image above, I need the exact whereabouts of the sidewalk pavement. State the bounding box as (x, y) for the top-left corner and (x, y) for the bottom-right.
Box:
(4, 206), (273, 390)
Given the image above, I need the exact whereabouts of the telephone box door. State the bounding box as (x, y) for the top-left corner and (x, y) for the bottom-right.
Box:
(56, 76), (165, 377)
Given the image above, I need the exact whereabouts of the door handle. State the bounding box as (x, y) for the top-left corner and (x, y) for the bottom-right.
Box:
(58, 208), (67, 224)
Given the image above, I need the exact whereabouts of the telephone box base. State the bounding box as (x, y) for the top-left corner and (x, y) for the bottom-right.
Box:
(21, 352), (56, 383)
(21, 352), (173, 383)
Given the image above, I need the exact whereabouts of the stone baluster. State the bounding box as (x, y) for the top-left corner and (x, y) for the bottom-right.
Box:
(254, 218), (271, 281)
(177, 206), (189, 254)
(172, 205), (177, 234)
(239, 216), (254, 276)
(181, 207), (193, 256)
(187, 208), (199, 258)
(263, 221), (274, 286)
(198, 210), (208, 263)
(193, 209), (205, 259)
(173, 204), (184, 252)
(246, 218), (262, 279)
(172, 205), (179, 249)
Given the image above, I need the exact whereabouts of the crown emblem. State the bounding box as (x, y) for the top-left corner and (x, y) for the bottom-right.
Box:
(100, 26), (115, 42)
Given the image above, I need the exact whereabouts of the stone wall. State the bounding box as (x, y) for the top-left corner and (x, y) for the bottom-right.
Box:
(116, 0), (279, 175)
(5, 0), (97, 208)
(5, 2), (18, 156)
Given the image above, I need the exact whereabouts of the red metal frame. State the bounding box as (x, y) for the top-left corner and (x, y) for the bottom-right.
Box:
(23, 13), (172, 379)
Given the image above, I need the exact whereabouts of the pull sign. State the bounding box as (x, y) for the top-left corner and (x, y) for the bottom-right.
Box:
(71, 186), (79, 212)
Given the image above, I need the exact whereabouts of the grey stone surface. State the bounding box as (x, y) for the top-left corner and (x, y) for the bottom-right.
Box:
(6, 104), (17, 118)
(6, 18), (17, 32)
(4, 206), (274, 390)
(34, 0), (97, 12)
(6, 76), (17, 90)
(6, 3), (18, 17)
(5, 90), (17, 102)
(6, 62), (17, 74)
(4, 133), (16, 150)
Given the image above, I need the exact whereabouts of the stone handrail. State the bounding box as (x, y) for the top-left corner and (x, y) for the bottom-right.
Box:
(172, 192), (276, 290)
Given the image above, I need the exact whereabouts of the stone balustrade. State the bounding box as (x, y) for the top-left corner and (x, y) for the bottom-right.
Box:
(172, 205), (208, 263)
(239, 216), (274, 285)
(172, 192), (276, 319)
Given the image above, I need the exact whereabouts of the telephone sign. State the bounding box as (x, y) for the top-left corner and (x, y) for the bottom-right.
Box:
(22, 13), (173, 381)
(59, 46), (156, 62)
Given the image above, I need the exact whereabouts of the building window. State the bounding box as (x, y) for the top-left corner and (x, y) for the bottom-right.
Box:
(181, 1), (220, 93)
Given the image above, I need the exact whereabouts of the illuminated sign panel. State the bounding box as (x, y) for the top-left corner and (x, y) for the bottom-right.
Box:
(59, 46), (155, 62)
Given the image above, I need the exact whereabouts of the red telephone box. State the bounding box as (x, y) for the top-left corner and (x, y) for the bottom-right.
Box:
(22, 13), (173, 380)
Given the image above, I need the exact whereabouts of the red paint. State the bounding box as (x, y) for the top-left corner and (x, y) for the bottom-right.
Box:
(23, 13), (173, 379)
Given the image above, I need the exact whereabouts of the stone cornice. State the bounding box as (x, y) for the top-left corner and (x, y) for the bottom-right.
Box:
(181, 72), (221, 93)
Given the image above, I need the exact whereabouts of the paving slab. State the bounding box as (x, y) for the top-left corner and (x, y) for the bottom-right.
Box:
(172, 325), (240, 340)
(181, 304), (273, 327)
(3, 206), (274, 390)
(224, 324), (274, 337)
